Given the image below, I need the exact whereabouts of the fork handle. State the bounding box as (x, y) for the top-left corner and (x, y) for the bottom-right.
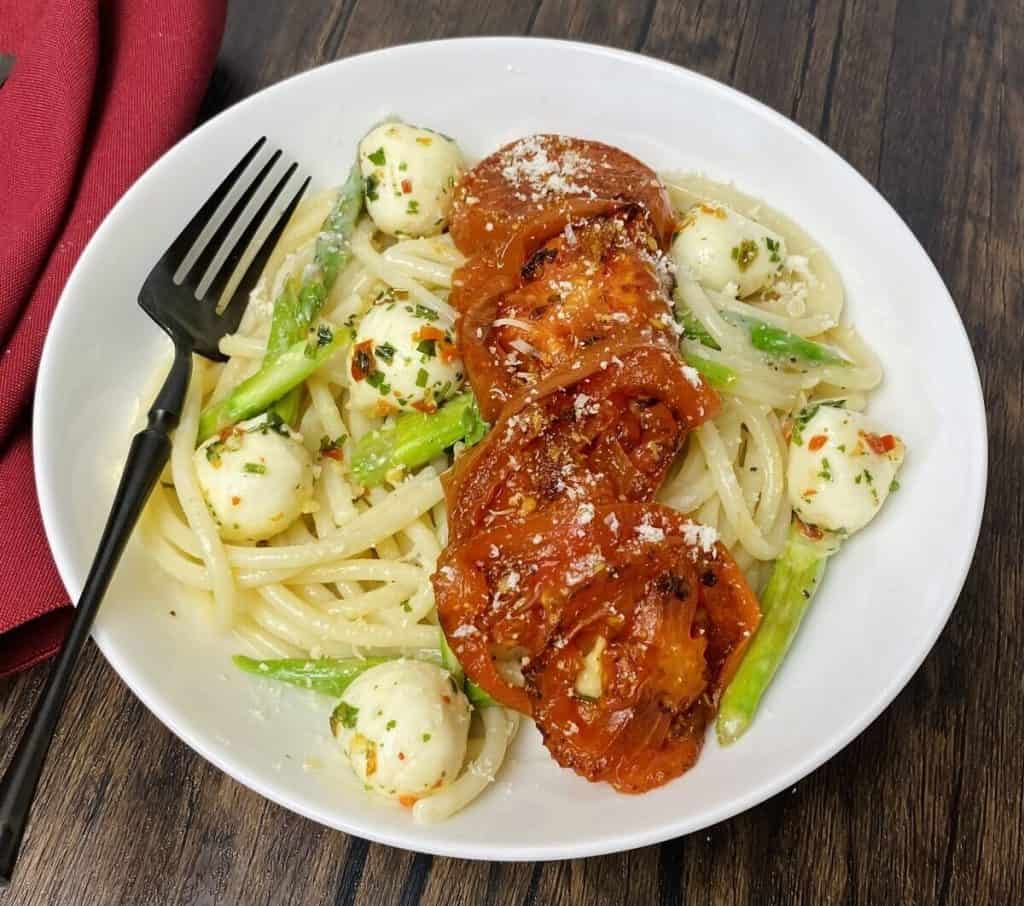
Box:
(0, 349), (192, 886)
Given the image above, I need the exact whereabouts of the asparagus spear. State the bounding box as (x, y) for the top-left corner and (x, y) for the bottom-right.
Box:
(233, 655), (393, 697)
(674, 297), (847, 367)
(716, 524), (841, 745)
(678, 309), (721, 350)
(746, 320), (848, 366)
(235, 640), (497, 708)
(268, 163), (364, 424)
(440, 629), (497, 708)
(349, 392), (488, 487)
(683, 352), (738, 390)
(265, 164), (362, 361)
(197, 325), (347, 442)
(199, 164), (363, 436)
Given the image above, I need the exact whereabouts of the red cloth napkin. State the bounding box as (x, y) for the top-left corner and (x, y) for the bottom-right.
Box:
(0, 0), (226, 677)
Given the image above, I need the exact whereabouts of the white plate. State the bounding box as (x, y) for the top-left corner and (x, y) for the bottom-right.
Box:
(34, 38), (987, 861)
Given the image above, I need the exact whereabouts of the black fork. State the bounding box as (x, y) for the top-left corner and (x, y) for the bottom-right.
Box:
(0, 138), (309, 886)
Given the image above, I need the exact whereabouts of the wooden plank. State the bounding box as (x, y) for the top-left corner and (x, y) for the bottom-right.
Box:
(2, 1), (1021, 903)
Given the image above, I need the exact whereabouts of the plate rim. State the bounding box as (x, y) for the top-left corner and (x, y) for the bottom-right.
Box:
(32, 35), (988, 861)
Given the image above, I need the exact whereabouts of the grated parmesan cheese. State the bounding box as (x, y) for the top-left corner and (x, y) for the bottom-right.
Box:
(635, 520), (665, 544)
(681, 365), (702, 389)
(681, 521), (719, 553)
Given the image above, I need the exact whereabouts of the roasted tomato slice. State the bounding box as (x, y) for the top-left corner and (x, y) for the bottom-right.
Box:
(457, 210), (679, 417)
(443, 343), (719, 544)
(432, 501), (760, 791)
(449, 134), (676, 265)
(521, 503), (761, 793)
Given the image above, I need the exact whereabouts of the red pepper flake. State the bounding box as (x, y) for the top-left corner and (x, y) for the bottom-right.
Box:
(231, 496), (241, 506)
(796, 518), (824, 540)
(401, 178), (413, 194)
(438, 340), (459, 363)
(351, 340), (374, 381)
(441, 695), (451, 704)
(399, 794), (418, 808)
(864, 432), (896, 454)
(322, 447), (344, 462)
(808, 434), (827, 451)
(414, 325), (446, 342)
(412, 399), (438, 413)
(397, 752), (406, 761)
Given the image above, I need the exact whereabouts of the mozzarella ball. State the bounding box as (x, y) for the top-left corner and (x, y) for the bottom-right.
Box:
(194, 415), (314, 543)
(787, 406), (905, 535)
(347, 298), (464, 416)
(359, 123), (464, 238)
(671, 202), (786, 297)
(330, 660), (471, 802)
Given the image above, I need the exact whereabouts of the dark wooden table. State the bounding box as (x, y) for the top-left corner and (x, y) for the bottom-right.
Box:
(2, 1), (1021, 903)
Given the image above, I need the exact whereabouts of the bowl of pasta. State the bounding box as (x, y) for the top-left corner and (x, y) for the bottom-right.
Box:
(33, 38), (986, 860)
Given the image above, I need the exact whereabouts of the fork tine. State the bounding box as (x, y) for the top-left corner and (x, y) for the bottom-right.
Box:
(184, 148), (284, 293)
(163, 137), (267, 269)
(204, 161), (301, 309)
(217, 174), (312, 332)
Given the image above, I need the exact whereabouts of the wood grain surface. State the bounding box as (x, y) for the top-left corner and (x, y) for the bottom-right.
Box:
(2, 1), (1021, 903)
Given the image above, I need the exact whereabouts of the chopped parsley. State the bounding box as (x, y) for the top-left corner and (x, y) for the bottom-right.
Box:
(366, 370), (391, 394)
(421, 733), (432, 743)
(385, 719), (397, 731)
(205, 441), (224, 465)
(731, 239), (759, 272)
(791, 405), (820, 446)
(817, 458), (833, 482)
(375, 341), (396, 364)
(401, 600), (412, 613)
(261, 411), (290, 436)
(406, 199), (420, 214)
(415, 368), (429, 388)
(305, 324), (334, 358)
(417, 339), (437, 358)
(331, 701), (359, 731)
(398, 161), (408, 171)
(365, 174), (380, 202)
(889, 479), (901, 493)
(413, 303), (438, 321)
(765, 236), (782, 263)
(367, 146), (386, 166)
(243, 462), (267, 474)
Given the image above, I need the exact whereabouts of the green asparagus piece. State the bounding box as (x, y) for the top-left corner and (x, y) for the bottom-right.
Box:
(199, 165), (363, 436)
(674, 294), (847, 367)
(350, 392), (488, 487)
(439, 630), (465, 686)
(465, 681), (497, 709)
(747, 320), (849, 366)
(268, 164), (363, 424)
(439, 630), (497, 708)
(266, 163), (362, 359)
(716, 524), (841, 745)
(197, 326), (347, 442)
(678, 309), (721, 351)
(684, 352), (738, 390)
(232, 655), (392, 697)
